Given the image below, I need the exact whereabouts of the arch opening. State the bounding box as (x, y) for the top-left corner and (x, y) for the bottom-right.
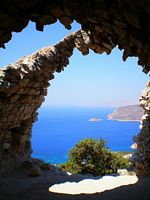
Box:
(31, 47), (148, 167)
(0, 27), (149, 177)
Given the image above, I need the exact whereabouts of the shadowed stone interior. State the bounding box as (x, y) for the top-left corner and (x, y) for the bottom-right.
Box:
(0, 0), (150, 175)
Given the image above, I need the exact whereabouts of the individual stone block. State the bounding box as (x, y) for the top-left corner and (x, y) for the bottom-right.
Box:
(28, 166), (41, 177)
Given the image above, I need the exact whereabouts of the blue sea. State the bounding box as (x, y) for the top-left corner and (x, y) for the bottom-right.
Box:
(32, 106), (140, 164)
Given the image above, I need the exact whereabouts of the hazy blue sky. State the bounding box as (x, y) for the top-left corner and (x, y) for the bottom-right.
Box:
(0, 21), (149, 107)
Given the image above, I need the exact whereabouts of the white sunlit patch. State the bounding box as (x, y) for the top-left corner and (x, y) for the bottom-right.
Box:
(49, 175), (138, 195)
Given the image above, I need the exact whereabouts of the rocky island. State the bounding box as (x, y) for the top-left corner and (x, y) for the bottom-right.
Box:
(88, 117), (102, 122)
(108, 105), (144, 121)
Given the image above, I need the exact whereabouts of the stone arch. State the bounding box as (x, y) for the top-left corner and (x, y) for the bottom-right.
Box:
(0, 29), (107, 175)
(0, 29), (149, 175)
(0, 0), (150, 176)
(0, 1), (150, 73)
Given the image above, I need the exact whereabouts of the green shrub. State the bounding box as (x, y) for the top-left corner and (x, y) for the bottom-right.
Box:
(59, 138), (131, 176)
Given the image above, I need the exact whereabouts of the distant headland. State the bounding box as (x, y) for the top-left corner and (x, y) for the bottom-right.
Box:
(108, 105), (144, 121)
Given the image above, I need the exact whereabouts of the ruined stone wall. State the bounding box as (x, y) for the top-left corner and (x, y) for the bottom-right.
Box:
(0, 0), (150, 176)
(0, 0), (150, 73)
(134, 82), (150, 175)
(0, 30), (98, 175)
(0, 28), (149, 176)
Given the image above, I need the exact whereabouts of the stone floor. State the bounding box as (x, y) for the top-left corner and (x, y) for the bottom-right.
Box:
(0, 168), (150, 200)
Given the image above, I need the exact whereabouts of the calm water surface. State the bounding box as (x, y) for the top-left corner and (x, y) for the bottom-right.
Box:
(32, 106), (140, 164)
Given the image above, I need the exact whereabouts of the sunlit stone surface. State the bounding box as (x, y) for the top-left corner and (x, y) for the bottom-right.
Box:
(49, 175), (138, 194)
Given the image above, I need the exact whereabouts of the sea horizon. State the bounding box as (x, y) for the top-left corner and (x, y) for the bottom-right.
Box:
(32, 106), (140, 164)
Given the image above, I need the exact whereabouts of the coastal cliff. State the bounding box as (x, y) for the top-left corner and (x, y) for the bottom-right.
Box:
(108, 105), (144, 121)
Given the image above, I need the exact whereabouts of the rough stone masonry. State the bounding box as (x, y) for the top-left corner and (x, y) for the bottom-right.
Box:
(0, 0), (150, 175)
(0, 30), (102, 175)
(134, 82), (150, 175)
(0, 0), (150, 73)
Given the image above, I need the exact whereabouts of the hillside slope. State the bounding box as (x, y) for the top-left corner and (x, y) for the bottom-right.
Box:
(108, 105), (144, 121)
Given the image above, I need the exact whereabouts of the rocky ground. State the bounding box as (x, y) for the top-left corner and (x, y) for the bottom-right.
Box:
(0, 164), (150, 200)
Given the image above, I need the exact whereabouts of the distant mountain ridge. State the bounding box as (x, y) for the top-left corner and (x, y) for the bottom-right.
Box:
(108, 105), (144, 121)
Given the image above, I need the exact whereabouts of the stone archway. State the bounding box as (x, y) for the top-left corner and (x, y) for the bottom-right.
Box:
(0, 29), (102, 175)
(0, 1), (150, 73)
(0, 29), (149, 176)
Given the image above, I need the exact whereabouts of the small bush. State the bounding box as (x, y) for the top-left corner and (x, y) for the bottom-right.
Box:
(59, 138), (131, 176)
